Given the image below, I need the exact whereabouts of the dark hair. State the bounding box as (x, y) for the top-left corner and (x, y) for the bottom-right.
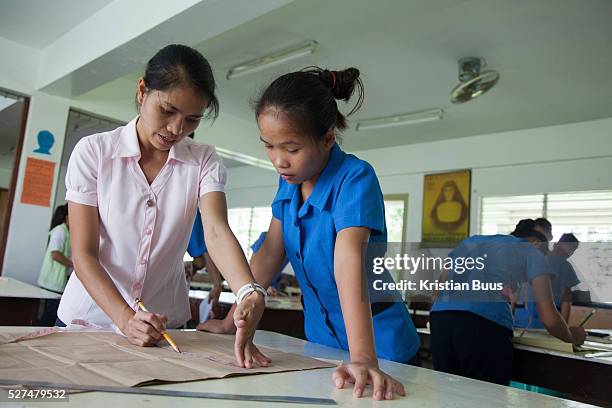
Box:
(50, 204), (68, 231)
(534, 217), (552, 231)
(511, 218), (546, 241)
(254, 66), (364, 140)
(139, 44), (219, 120)
(559, 233), (579, 243)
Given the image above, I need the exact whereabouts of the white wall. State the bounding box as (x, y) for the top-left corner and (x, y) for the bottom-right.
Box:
(2, 93), (71, 284)
(224, 118), (612, 243)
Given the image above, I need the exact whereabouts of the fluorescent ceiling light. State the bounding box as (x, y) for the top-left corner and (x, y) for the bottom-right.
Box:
(215, 147), (275, 171)
(355, 108), (443, 131)
(226, 40), (318, 80)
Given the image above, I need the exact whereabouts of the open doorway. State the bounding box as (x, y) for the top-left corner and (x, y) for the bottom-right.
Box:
(0, 89), (29, 274)
(53, 109), (124, 210)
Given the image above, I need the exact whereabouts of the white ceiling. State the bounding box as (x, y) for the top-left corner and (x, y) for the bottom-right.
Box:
(2, 0), (612, 154)
(193, 0), (612, 151)
(0, 0), (113, 49)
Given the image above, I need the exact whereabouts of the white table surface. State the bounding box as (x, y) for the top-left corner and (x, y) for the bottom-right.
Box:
(0, 327), (598, 407)
(0, 277), (61, 300)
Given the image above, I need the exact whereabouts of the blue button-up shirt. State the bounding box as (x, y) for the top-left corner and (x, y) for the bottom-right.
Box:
(271, 143), (419, 362)
(514, 253), (579, 329)
(432, 234), (552, 331)
(187, 209), (207, 258)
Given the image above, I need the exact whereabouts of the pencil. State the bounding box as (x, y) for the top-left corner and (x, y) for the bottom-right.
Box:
(579, 309), (597, 327)
(135, 298), (181, 353)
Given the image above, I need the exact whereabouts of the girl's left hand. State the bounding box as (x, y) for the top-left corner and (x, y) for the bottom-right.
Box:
(232, 291), (271, 368)
(332, 362), (406, 400)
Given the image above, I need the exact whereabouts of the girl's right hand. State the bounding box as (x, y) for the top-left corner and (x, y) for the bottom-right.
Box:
(120, 310), (168, 346)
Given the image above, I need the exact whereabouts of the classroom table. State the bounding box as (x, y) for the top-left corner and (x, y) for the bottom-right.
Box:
(189, 290), (305, 339)
(0, 277), (61, 325)
(417, 327), (612, 406)
(0, 326), (599, 407)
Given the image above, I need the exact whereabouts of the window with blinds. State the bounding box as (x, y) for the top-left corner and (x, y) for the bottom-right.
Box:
(480, 195), (545, 236)
(547, 191), (612, 242)
(480, 191), (612, 242)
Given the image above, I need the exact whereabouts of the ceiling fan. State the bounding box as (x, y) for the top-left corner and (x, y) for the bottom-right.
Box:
(450, 57), (499, 103)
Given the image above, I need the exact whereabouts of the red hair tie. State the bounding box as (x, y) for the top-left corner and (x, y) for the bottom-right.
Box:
(329, 71), (336, 90)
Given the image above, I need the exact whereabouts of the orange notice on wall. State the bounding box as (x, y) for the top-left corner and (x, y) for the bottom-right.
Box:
(20, 157), (55, 207)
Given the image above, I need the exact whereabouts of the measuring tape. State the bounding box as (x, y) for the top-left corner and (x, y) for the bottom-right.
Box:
(0, 379), (336, 405)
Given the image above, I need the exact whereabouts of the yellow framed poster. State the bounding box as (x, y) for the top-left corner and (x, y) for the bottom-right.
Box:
(422, 170), (471, 246)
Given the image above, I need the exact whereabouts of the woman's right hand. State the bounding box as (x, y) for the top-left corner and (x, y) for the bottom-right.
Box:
(120, 310), (168, 346)
(569, 326), (587, 346)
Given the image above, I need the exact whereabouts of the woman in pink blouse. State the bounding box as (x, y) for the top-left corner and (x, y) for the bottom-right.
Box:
(58, 44), (269, 369)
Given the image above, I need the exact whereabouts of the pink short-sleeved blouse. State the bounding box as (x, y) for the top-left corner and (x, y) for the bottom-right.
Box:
(58, 116), (226, 329)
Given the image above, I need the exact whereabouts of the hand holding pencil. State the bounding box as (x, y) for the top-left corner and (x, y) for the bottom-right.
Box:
(118, 299), (174, 350)
(134, 298), (181, 353)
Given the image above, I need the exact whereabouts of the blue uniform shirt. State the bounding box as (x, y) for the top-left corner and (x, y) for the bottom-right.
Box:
(251, 232), (289, 289)
(431, 234), (552, 331)
(514, 253), (580, 329)
(271, 143), (419, 363)
(187, 209), (207, 258)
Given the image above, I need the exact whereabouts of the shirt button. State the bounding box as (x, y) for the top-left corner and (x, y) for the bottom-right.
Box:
(307, 282), (313, 289)
(295, 252), (301, 259)
(133, 282), (142, 290)
(144, 228), (152, 235)
(146, 199), (155, 207)
(293, 220), (298, 227)
(140, 258), (147, 265)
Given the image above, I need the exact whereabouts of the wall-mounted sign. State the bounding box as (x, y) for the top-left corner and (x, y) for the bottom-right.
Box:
(33, 130), (55, 155)
(20, 157), (55, 207)
(422, 169), (471, 246)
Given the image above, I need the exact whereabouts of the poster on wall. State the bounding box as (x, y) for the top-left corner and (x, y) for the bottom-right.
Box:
(20, 157), (55, 207)
(422, 169), (471, 246)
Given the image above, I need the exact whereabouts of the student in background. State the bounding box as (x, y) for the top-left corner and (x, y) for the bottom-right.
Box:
(58, 44), (267, 368)
(37, 204), (73, 326)
(515, 233), (581, 328)
(430, 221), (586, 386)
(200, 67), (419, 400)
(197, 231), (290, 329)
(185, 206), (224, 308)
(508, 218), (548, 310)
(534, 217), (553, 242)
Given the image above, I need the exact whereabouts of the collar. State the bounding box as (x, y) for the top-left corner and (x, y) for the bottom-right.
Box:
(273, 143), (346, 211)
(111, 116), (199, 165)
(307, 143), (346, 210)
(112, 116), (140, 159)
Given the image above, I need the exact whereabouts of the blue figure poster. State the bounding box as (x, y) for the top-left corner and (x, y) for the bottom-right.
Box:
(33, 130), (55, 155)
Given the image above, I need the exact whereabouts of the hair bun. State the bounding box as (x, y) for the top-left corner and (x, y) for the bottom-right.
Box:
(321, 68), (360, 102)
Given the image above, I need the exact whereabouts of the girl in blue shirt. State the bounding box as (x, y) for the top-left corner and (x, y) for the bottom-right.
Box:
(200, 67), (419, 400)
(431, 223), (585, 385)
(514, 233), (581, 328)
